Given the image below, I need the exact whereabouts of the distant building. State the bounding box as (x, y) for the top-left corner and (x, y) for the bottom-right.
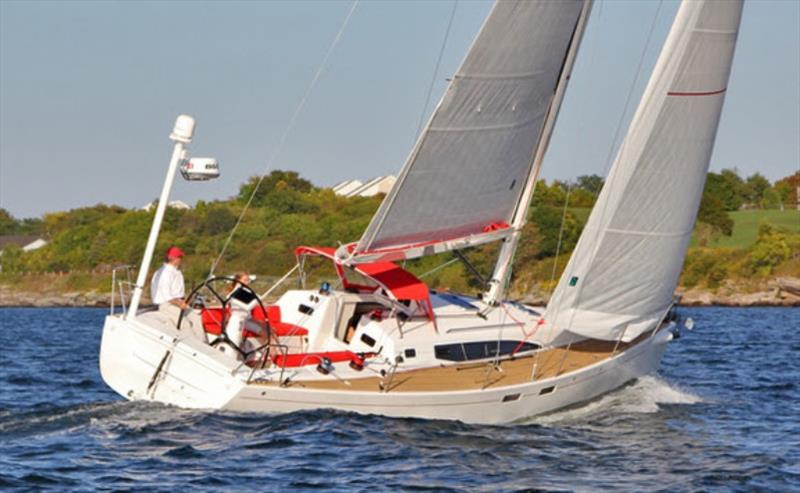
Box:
(0, 235), (47, 253)
(332, 179), (363, 196)
(333, 176), (396, 198)
(141, 200), (191, 212)
(0, 235), (48, 272)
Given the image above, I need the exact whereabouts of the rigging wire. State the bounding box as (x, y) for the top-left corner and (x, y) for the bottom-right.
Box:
(549, 184), (572, 286)
(209, 0), (360, 276)
(417, 257), (460, 280)
(543, 0), (604, 296)
(414, 0), (458, 139)
(599, 0), (664, 180)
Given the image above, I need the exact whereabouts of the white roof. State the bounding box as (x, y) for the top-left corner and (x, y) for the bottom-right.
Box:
(343, 176), (396, 198)
(332, 179), (364, 196)
(141, 200), (192, 211)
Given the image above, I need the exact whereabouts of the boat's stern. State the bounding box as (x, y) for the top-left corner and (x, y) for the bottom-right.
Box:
(99, 314), (152, 401)
(99, 313), (243, 409)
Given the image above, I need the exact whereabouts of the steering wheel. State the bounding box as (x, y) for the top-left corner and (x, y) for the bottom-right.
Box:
(178, 276), (272, 358)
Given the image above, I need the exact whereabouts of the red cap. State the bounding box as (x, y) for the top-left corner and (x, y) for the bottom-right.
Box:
(165, 246), (185, 259)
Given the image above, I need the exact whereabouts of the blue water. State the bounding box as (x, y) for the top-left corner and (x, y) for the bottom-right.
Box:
(0, 307), (798, 491)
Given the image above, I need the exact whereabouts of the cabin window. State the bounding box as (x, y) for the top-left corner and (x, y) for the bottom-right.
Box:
(404, 348), (416, 358)
(434, 340), (539, 362)
(434, 345), (459, 361)
(360, 333), (376, 347)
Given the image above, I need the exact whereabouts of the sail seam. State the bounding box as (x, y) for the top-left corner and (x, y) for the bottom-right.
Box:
(429, 116), (543, 132)
(454, 71), (547, 81)
(692, 28), (737, 35)
(668, 88), (726, 96)
(604, 227), (693, 238)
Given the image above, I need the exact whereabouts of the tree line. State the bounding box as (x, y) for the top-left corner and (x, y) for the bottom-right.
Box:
(0, 168), (797, 294)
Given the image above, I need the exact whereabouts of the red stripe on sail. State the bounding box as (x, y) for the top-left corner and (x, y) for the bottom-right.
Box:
(667, 88), (726, 97)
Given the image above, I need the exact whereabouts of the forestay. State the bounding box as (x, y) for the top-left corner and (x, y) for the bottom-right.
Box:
(340, 0), (589, 264)
(544, 0), (743, 343)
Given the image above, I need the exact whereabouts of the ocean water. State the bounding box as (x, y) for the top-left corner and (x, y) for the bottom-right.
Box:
(0, 307), (797, 492)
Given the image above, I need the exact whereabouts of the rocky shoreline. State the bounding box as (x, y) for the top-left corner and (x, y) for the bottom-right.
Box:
(0, 285), (135, 308)
(2, 279), (799, 308)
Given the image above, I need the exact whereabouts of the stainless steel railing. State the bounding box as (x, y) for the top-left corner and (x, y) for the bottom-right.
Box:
(110, 265), (136, 316)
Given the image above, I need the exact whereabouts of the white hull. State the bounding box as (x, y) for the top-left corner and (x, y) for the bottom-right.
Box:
(99, 313), (673, 424)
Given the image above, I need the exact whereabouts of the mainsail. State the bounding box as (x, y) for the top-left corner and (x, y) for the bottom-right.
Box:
(544, 0), (744, 343)
(339, 0), (591, 264)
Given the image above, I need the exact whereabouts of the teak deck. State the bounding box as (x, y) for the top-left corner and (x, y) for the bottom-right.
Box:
(254, 332), (653, 393)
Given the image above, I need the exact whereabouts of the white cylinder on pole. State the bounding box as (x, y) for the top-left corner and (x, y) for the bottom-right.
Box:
(170, 115), (196, 143)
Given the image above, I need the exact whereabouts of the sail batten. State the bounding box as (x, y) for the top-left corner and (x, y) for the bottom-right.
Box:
(341, 0), (589, 264)
(543, 0), (744, 344)
(428, 115), (546, 133)
(454, 70), (550, 81)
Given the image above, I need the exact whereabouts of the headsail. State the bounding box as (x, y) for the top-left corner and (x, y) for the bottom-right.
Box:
(544, 0), (744, 343)
(339, 0), (591, 264)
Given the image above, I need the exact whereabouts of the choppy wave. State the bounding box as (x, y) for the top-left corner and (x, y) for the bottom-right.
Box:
(1, 307), (798, 491)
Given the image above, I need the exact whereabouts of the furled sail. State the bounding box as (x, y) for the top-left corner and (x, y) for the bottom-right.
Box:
(339, 0), (591, 264)
(544, 0), (743, 343)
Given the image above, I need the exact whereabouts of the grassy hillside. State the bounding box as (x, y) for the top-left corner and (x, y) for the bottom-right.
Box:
(708, 210), (799, 248)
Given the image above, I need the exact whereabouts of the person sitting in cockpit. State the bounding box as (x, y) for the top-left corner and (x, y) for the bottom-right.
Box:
(227, 273), (276, 361)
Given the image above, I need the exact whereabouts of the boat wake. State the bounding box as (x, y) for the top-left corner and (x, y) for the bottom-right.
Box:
(525, 375), (702, 425)
(0, 400), (182, 441)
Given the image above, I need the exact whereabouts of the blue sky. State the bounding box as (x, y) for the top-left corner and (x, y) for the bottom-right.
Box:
(1, 0), (798, 218)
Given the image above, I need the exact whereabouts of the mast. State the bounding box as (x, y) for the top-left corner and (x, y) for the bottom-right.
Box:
(483, 0), (594, 305)
(128, 115), (195, 318)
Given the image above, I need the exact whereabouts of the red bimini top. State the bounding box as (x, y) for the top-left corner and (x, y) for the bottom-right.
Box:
(295, 246), (434, 321)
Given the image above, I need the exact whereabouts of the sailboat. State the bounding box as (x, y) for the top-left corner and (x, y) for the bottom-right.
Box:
(99, 0), (743, 424)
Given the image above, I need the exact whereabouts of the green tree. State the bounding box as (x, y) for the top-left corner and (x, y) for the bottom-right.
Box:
(530, 205), (581, 259)
(749, 223), (790, 276)
(704, 169), (746, 211)
(530, 180), (567, 207)
(696, 193), (733, 239)
(773, 171), (799, 209)
(202, 205), (237, 236)
(0, 208), (18, 235)
(0, 244), (23, 273)
(743, 173), (771, 207)
(575, 174), (604, 195)
(760, 188), (783, 209)
(569, 188), (596, 208)
(238, 171), (314, 203)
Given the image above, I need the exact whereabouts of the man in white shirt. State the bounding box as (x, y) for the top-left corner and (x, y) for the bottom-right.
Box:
(151, 246), (190, 327)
